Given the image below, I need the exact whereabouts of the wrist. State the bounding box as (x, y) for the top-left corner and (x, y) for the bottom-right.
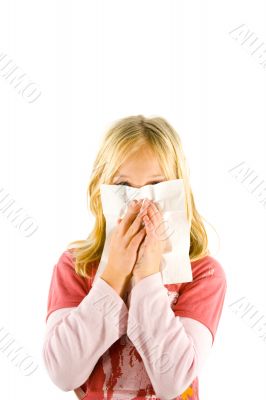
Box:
(103, 264), (132, 282)
(100, 269), (131, 298)
(133, 273), (151, 284)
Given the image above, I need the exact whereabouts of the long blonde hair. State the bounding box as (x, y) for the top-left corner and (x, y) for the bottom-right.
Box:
(67, 114), (212, 278)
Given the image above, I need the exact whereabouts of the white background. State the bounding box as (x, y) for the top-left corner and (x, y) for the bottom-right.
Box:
(0, 1), (266, 399)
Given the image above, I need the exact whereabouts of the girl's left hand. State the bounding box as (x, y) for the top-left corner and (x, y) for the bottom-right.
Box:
(132, 199), (168, 283)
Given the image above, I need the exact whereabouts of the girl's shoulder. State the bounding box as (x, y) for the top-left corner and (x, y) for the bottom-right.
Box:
(190, 254), (227, 282)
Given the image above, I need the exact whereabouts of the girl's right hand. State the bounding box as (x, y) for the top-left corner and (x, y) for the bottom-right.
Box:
(103, 199), (150, 280)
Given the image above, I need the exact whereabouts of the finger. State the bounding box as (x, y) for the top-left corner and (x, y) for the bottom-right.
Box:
(147, 201), (161, 225)
(143, 215), (154, 231)
(138, 202), (157, 226)
(125, 203), (148, 244)
(134, 238), (147, 267)
(119, 200), (142, 233)
(146, 202), (166, 240)
(127, 225), (146, 254)
(122, 200), (150, 243)
(143, 214), (161, 245)
(138, 199), (153, 219)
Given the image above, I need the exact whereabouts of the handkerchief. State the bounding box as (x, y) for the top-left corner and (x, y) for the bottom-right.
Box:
(93, 179), (193, 291)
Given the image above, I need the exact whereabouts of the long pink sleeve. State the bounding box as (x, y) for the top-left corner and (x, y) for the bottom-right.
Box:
(42, 276), (128, 391)
(43, 252), (226, 399)
(127, 272), (213, 399)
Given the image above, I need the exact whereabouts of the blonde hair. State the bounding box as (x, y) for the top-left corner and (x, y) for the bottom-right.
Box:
(67, 114), (212, 278)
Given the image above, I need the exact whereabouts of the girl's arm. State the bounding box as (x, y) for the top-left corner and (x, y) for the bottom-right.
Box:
(42, 276), (128, 392)
(127, 270), (226, 399)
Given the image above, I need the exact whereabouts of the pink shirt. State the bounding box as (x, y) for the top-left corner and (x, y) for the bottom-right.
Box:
(42, 250), (227, 399)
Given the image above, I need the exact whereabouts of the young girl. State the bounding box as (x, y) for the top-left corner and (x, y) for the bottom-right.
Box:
(42, 114), (227, 400)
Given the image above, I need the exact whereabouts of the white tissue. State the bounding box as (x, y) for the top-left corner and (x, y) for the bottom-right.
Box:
(93, 179), (193, 290)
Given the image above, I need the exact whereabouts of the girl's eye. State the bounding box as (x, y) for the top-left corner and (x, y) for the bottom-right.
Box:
(116, 181), (161, 186)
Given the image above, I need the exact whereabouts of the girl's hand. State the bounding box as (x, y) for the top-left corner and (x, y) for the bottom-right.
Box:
(132, 199), (168, 283)
(101, 199), (148, 280)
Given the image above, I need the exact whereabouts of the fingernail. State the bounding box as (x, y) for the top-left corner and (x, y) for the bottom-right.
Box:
(140, 198), (149, 210)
